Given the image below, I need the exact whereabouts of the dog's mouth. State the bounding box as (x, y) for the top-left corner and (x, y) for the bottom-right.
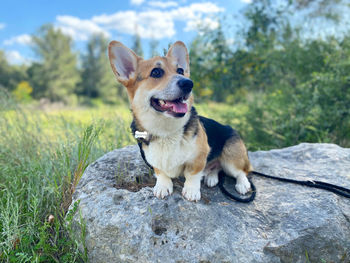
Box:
(150, 95), (189, 118)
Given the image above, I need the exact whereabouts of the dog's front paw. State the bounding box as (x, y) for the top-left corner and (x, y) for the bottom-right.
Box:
(182, 185), (201, 201)
(153, 179), (173, 199)
(235, 176), (251, 195)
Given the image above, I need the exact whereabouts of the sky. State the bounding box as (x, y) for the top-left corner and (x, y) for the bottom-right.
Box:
(0, 0), (252, 64)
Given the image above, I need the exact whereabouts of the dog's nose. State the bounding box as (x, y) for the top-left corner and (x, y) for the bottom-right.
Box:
(177, 79), (193, 94)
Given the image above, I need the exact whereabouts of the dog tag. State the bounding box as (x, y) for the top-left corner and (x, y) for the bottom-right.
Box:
(135, 131), (148, 139)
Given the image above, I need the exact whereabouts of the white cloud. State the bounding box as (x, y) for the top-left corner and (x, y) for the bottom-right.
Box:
(92, 2), (224, 39)
(170, 2), (223, 32)
(3, 34), (32, 46)
(130, 0), (145, 5)
(170, 2), (223, 18)
(241, 0), (252, 3)
(93, 10), (175, 39)
(148, 1), (178, 9)
(0, 23), (5, 30)
(55, 15), (110, 41)
(184, 17), (219, 32)
(5, 50), (30, 65)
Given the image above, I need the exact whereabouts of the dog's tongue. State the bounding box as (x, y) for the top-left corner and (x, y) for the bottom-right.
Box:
(166, 100), (188, 113)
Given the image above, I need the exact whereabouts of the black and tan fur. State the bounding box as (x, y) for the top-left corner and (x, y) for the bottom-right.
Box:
(108, 40), (252, 201)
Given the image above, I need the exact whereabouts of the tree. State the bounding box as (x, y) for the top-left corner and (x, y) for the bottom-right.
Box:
(132, 33), (144, 57)
(149, 39), (159, 58)
(30, 24), (80, 103)
(0, 51), (27, 92)
(79, 34), (123, 104)
(0, 51), (14, 90)
(190, 23), (233, 101)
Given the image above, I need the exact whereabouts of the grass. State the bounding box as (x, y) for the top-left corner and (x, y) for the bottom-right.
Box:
(0, 93), (134, 262)
(0, 90), (251, 262)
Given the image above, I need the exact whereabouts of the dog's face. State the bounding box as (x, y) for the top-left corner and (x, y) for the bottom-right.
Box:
(108, 41), (194, 136)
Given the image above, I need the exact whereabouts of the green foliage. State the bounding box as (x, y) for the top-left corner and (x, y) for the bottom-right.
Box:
(188, 0), (350, 149)
(149, 39), (159, 58)
(233, 1), (350, 149)
(12, 81), (33, 102)
(0, 51), (28, 92)
(132, 33), (143, 57)
(29, 24), (80, 103)
(249, 36), (350, 148)
(79, 34), (124, 104)
(0, 89), (134, 262)
(72, 125), (103, 193)
(190, 25), (233, 101)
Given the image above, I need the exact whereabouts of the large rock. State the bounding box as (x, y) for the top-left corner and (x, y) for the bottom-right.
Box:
(70, 143), (350, 263)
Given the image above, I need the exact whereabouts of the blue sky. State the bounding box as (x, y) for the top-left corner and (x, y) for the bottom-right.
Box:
(0, 0), (251, 64)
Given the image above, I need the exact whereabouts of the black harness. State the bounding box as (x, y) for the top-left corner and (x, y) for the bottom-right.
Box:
(130, 119), (153, 169)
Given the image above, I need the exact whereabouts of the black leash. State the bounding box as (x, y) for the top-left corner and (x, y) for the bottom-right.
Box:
(219, 170), (350, 203)
(218, 171), (256, 203)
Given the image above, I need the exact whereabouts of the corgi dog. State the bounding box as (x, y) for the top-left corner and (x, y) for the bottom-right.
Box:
(108, 40), (252, 201)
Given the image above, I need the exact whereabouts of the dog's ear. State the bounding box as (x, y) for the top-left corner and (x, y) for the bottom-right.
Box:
(108, 41), (139, 86)
(167, 41), (190, 76)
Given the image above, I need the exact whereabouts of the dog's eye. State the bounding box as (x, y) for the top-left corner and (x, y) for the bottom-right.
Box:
(150, 68), (164, 78)
(176, 68), (184, 75)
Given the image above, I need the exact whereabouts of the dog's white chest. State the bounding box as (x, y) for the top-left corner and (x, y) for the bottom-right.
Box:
(143, 134), (196, 177)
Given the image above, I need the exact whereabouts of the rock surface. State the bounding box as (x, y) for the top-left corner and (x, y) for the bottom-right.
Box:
(70, 143), (350, 263)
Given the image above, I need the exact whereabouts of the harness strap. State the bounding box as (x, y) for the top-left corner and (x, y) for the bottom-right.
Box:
(137, 141), (153, 169)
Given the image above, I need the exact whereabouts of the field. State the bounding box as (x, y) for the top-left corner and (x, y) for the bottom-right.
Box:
(0, 95), (254, 262)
